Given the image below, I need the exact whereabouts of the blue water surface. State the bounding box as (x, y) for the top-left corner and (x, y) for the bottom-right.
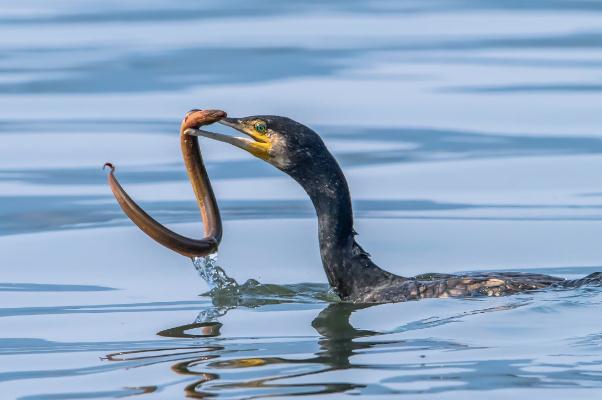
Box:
(1, 1), (602, 398)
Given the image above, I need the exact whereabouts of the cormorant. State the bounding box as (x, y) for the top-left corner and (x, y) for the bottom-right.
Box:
(187, 114), (602, 303)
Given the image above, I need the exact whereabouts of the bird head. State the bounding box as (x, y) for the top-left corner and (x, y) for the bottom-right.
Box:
(188, 115), (329, 173)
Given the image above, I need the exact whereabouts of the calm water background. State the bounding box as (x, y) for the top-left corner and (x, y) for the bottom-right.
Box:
(1, 1), (602, 398)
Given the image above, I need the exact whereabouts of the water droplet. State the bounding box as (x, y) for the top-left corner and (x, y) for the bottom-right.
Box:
(192, 254), (239, 291)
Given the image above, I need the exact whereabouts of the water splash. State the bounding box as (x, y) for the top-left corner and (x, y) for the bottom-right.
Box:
(191, 255), (338, 303)
(195, 307), (229, 324)
(192, 255), (239, 291)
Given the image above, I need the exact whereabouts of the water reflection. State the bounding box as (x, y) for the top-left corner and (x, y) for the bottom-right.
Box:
(106, 295), (485, 398)
(157, 321), (223, 339)
(108, 302), (376, 398)
(102, 285), (602, 398)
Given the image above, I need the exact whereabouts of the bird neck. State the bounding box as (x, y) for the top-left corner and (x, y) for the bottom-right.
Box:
(289, 152), (391, 298)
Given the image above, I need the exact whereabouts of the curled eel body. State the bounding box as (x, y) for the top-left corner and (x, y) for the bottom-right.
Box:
(105, 109), (225, 258)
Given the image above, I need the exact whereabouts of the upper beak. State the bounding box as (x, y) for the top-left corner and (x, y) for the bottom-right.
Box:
(186, 117), (271, 160)
(217, 117), (244, 131)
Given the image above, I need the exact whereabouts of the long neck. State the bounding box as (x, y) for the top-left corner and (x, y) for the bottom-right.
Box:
(307, 160), (355, 268)
(289, 151), (393, 298)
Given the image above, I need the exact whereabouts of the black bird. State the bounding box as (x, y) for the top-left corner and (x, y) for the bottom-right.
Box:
(190, 115), (602, 303)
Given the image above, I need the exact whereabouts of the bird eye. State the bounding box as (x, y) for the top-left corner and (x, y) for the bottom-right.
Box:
(255, 122), (267, 133)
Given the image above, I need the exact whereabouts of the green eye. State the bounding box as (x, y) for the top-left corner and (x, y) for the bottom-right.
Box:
(255, 122), (267, 133)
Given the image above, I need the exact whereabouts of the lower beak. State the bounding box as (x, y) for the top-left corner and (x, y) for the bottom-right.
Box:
(186, 117), (271, 160)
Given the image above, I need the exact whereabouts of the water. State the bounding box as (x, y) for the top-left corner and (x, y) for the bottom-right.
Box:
(192, 255), (240, 292)
(1, 0), (602, 398)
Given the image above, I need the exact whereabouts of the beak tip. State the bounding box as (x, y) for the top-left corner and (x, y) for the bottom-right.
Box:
(211, 110), (227, 119)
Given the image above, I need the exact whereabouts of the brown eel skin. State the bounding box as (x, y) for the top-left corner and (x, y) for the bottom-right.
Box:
(104, 109), (225, 258)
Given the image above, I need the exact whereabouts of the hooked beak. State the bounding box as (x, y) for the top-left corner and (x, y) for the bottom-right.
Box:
(186, 117), (271, 161)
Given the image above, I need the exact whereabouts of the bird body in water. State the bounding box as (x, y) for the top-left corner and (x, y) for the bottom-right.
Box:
(107, 110), (601, 303)
(191, 114), (602, 303)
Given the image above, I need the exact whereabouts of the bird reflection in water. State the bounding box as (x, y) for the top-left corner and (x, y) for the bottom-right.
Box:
(105, 300), (380, 398)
